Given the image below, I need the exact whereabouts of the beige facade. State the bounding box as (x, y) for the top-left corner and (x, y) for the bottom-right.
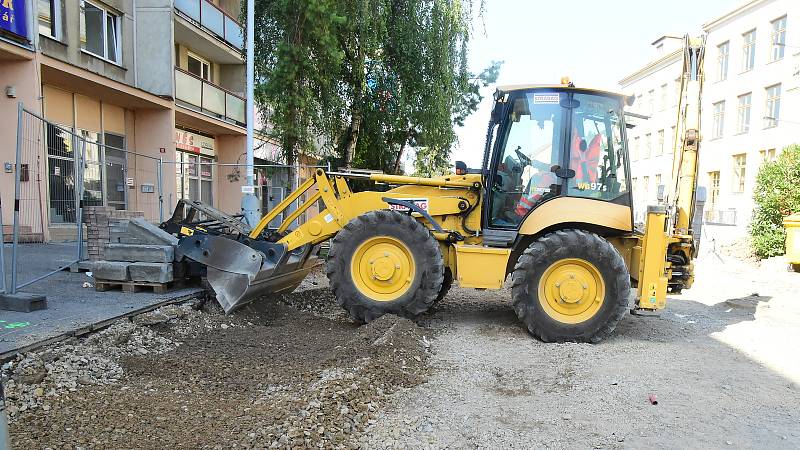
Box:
(0, 0), (315, 241)
(620, 0), (800, 245)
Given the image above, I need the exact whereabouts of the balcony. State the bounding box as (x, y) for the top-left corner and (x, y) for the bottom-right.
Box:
(175, 67), (246, 127)
(174, 0), (244, 51)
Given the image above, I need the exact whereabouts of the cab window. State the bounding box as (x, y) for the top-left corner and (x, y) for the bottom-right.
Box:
(567, 94), (629, 200)
(489, 92), (564, 228)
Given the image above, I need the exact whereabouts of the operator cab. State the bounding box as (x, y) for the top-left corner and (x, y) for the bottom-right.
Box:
(483, 84), (632, 229)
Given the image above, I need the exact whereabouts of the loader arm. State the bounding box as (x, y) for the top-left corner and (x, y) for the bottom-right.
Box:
(249, 168), (480, 252)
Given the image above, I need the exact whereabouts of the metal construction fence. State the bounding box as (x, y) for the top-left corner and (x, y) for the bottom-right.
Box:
(1, 103), (328, 295)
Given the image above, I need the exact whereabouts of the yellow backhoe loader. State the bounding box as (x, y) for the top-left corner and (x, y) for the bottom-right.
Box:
(163, 36), (706, 343)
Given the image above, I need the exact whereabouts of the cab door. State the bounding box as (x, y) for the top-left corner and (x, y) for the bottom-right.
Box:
(486, 90), (568, 229)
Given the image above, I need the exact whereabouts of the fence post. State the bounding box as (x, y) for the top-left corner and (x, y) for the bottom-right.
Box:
(10, 103), (24, 295)
(1, 379), (10, 450)
(75, 139), (86, 262)
(157, 157), (164, 223)
(0, 193), (5, 295)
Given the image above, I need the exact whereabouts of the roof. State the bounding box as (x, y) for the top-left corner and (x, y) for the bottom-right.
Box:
(495, 84), (628, 100)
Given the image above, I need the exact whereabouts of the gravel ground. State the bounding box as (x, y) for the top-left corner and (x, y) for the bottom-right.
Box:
(359, 252), (800, 449)
(5, 254), (800, 449)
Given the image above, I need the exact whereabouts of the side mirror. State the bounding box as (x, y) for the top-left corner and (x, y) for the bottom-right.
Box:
(626, 95), (636, 107)
(455, 161), (467, 175)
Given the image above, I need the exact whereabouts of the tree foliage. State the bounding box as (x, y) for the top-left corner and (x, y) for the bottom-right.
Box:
(749, 144), (800, 258)
(252, 0), (498, 177)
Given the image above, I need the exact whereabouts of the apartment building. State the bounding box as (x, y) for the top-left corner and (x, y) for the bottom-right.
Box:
(618, 36), (684, 225)
(620, 0), (800, 245)
(0, 0), (313, 241)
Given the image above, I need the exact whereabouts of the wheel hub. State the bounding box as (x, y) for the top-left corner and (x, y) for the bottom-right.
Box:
(351, 236), (415, 301)
(538, 258), (605, 324)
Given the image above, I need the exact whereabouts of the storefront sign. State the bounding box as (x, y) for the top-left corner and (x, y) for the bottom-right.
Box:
(241, 185), (255, 194)
(0, 0), (28, 39)
(175, 129), (215, 156)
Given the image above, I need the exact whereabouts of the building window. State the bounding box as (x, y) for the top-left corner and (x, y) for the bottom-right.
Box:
(770, 15), (787, 62)
(635, 94), (642, 114)
(632, 136), (640, 161)
(708, 171), (720, 210)
(187, 52), (212, 81)
(644, 133), (652, 159)
(717, 41), (729, 81)
(660, 84), (667, 111)
(736, 93), (751, 134)
(742, 29), (756, 71)
(670, 125), (677, 153)
(80, 0), (121, 63)
(648, 89), (654, 115)
(175, 151), (214, 205)
(655, 174), (662, 199)
(764, 83), (781, 128)
(674, 78), (681, 106)
(760, 148), (777, 163)
(642, 176), (650, 202)
(38, 0), (62, 39)
(657, 129), (664, 156)
(712, 101), (725, 139)
(732, 154), (746, 193)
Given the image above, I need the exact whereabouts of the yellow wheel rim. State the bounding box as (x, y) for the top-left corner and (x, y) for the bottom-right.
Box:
(351, 236), (415, 302)
(538, 258), (605, 324)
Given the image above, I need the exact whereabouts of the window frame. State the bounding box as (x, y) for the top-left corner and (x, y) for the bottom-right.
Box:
(717, 41), (729, 81)
(644, 133), (651, 159)
(742, 29), (756, 72)
(736, 93), (751, 134)
(764, 83), (781, 128)
(732, 154), (747, 193)
(712, 101), (725, 139)
(187, 51), (212, 81)
(770, 15), (787, 62)
(80, 0), (122, 64)
(38, 0), (63, 40)
(657, 129), (664, 156)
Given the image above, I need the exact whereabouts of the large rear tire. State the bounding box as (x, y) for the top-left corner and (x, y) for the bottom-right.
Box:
(326, 210), (444, 322)
(511, 229), (631, 343)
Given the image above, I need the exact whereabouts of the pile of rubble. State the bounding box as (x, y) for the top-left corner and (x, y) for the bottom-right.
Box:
(1, 303), (197, 420)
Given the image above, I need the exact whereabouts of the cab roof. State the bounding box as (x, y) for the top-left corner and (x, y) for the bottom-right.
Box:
(495, 84), (628, 101)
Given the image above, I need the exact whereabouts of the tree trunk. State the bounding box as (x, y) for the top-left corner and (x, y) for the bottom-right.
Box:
(392, 128), (413, 174)
(343, 111), (362, 168)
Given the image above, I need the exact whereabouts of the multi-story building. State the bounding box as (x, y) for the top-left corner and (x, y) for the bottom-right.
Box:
(620, 0), (800, 245)
(1, 0), (315, 241)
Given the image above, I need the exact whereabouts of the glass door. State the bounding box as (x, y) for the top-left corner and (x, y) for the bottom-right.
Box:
(104, 133), (127, 210)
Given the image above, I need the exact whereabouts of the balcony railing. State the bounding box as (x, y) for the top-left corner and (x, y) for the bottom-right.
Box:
(175, 67), (246, 127)
(704, 208), (737, 226)
(174, 0), (244, 50)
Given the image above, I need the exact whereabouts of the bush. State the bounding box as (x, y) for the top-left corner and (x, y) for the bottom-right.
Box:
(749, 144), (800, 258)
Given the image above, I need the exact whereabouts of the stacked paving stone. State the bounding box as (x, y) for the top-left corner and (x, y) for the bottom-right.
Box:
(84, 208), (183, 287)
(84, 207), (145, 261)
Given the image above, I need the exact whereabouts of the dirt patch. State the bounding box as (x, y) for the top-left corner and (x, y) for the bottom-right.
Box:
(5, 285), (433, 449)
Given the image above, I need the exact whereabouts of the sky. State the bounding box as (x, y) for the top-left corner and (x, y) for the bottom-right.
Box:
(451, 0), (744, 167)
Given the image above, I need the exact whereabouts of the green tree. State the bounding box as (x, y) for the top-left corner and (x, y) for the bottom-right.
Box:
(253, 0), (495, 179)
(252, 0), (346, 184)
(749, 144), (800, 258)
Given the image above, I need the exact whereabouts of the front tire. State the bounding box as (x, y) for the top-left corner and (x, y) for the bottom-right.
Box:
(326, 210), (444, 322)
(511, 229), (631, 343)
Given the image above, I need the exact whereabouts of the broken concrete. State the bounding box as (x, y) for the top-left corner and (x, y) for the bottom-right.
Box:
(90, 261), (131, 281)
(104, 244), (174, 263)
(128, 262), (173, 283)
(128, 218), (179, 247)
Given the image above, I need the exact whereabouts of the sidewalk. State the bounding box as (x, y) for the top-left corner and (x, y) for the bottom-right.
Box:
(1, 243), (205, 358)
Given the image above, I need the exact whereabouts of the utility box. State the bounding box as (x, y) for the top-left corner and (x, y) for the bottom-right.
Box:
(784, 213), (800, 266)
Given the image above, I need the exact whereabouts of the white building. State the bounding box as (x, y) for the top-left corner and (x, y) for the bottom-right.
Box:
(620, 0), (800, 245)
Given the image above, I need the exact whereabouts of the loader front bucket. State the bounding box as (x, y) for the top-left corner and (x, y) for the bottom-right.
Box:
(178, 233), (319, 313)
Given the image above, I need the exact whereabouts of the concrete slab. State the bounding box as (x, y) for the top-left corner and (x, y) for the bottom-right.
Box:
(128, 218), (179, 246)
(104, 244), (174, 263)
(0, 292), (48, 312)
(90, 261), (131, 281)
(129, 262), (173, 283)
(1, 242), (205, 359)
